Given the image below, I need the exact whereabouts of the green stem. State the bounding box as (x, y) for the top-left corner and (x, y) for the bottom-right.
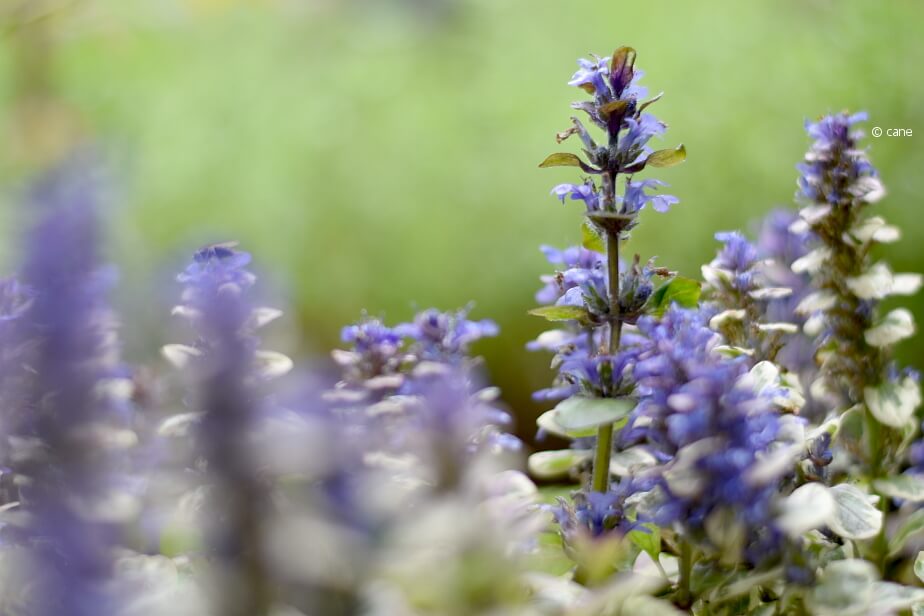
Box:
(590, 229), (622, 494)
(606, 230), (621, 354)
(591, 423), (613, 492)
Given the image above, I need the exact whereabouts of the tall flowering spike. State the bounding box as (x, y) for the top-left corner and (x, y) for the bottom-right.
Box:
(532, 46), (691, 512)
(1, 162), (133, 616)
(163, 243), (291, 616)
(793, 112), (921, 471)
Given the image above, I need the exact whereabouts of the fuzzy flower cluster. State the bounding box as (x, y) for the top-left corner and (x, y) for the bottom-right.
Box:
(330, 307), (518, 462)
(0, 164), (551, 616)
(625, 308), (784, 538)
(702, 230), (800, 363)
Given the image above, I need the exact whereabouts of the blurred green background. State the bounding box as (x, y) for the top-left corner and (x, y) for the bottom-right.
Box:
(1, 0), (922, 443)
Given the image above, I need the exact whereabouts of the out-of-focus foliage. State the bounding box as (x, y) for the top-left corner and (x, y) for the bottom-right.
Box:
(0, 0), (922, 441)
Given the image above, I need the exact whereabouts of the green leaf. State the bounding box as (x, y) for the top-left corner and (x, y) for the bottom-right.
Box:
(649, 277), (701, 317)
(645, 144), (687, 168)
(527, 449), (590, 480)
(536, 408), (597, 439)
(528, 531), (577, 576)
(538, 152), (582, 167)
(552, 396), (634, 432)
(628, 523), (661, 561)
(916, 552), (924, 583)
(889, 509), (924, 556)
(707, 567), (784, 605)
(538, 152), (597, 173)
(874, 474), (924, 503)
(528, 305), (591, 324)
(581, 220), (605, 253)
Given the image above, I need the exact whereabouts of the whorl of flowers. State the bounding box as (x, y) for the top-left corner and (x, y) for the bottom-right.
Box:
(0, 164), (135, 616)
(793, 112), (921, 468)
(756, 212), (816, 371)
(330, 307), (517, 481)
(702, 230), (799, 363)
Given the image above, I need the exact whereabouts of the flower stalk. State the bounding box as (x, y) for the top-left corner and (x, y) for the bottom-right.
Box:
(532, 47), (685, 498)
(592, 229), (622, 493)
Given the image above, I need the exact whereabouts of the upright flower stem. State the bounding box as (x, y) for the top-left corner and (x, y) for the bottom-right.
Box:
(592, 423), (613, 493)
(591, 227), (622, 493)
(606, 229), (622, 354)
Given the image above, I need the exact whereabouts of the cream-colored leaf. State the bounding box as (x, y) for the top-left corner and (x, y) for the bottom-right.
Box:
(796, 291), (837, 315)
(846, 263), (893, 300)
(749, 287), (793, 300)
(777, 482), (836, 537)
(708, 309), (746, 329)
(864, 309), (915, 347)
(758, 322), (799, 334)
(865, 376), (921, 428)
(792, 248), (830, 275)
(254, 350), (294, 379)
(892, 273), (923, 296)
(161, 344), (202, 369)
(800, 204), (832, 224)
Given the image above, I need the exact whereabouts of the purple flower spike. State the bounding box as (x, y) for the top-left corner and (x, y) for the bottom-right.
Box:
(3, 160), (130, 616)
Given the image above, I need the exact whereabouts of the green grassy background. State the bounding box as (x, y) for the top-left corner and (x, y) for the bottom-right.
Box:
(1, 0), (922, 442)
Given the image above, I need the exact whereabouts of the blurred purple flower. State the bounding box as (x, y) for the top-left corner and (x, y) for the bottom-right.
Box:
(3, 161), (129, 616)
